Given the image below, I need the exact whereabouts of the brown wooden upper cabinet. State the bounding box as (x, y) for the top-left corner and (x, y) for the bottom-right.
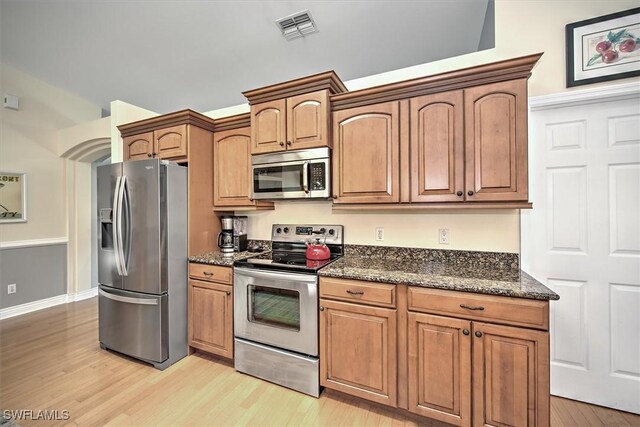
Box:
(332, 101), (400, 204)
(243, 71), (348, 155)
(123, 124), (187, 161)
(329, 53), (541, 208)
(213, 126), (253, 207)
(464, 80), (528, 202)
(410, 80), (528, 203)
(250, 90), (329, 154)
(119, 110), (215, 163)
(212, 114), (274, 211)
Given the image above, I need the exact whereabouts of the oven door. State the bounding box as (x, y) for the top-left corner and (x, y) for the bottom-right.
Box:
(234, 267), (318, 356)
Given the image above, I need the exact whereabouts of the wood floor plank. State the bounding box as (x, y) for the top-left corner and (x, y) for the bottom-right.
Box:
(2, 298), (639, 427)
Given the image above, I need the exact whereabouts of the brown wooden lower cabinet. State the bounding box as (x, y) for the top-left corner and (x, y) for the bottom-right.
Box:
(319, 299), (397, 407)
(319, 278), (550, 427)
(472, 322), (549, 427)
(408, 312), (472, 426)
(188, 278), (233, 360)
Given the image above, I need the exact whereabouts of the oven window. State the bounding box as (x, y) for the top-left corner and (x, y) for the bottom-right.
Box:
(249, 286), (300, 331)
(254, 165), (304, 193)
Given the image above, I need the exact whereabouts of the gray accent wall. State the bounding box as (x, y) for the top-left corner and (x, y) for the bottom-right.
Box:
(0, 244), (67, 309)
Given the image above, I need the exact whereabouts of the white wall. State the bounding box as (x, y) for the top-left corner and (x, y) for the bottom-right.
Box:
(245, 202), (520, 253)
(0, 65), (102, 243)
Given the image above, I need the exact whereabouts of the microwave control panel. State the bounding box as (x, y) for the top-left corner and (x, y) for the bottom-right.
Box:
(310, 163), (326, 191)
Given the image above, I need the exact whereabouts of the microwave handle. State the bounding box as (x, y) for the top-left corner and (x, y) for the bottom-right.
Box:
(303, 161), (309, 194)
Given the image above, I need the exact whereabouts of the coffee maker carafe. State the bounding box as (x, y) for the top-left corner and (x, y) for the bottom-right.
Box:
(218, 216), (234, 254)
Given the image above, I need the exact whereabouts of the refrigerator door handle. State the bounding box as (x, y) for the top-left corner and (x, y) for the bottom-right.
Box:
(121, 176), (131, 275)
(115, 175), (128, 276)
(99, 288), (158, 305)
(112, 175), (123, 276)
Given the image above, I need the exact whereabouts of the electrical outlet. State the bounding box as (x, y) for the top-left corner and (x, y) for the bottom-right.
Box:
(375, 227), (384, 241)
(7, 284), (16, 294)
(439, 229), (449, 245)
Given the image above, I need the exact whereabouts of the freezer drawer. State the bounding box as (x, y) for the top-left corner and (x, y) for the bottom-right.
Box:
(99, 286), (168, 363)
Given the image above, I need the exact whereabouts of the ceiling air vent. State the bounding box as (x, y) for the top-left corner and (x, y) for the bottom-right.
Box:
(275, 10), (318, 41)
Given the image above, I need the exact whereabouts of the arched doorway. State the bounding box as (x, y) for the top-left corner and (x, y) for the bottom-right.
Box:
(60, 138), (111, 297)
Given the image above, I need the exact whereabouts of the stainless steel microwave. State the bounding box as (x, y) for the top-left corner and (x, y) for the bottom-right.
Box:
(251, 147), (330, 200)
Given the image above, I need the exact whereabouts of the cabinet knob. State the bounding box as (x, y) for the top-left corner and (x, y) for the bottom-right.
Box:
(332, 195), (338, 200)
(279, 141), (285, 147)
(147, 153), (152, 158)
(456, 191), (463, 197)
(287, 141), (292, 146)
(226, 291), (231, 295)
(467, 190), (474, 196)
(320, 306), (325, 311)
(475, 331), (483, 338)
(463, 329), (470, 336)
(203, 271), (214, 276)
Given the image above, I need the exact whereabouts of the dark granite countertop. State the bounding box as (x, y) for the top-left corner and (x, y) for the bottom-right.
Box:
(188, 250), (268, 266)
(318, 256), (559, 301)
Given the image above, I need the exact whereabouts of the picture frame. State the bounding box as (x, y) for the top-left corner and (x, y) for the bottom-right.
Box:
(566, 7), (640, 87)
(0, 172), (27, 223)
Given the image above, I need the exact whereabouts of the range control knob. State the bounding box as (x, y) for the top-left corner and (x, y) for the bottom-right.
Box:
(328, 229), (335, 236)
(283, 227), (289, 233)
(320, 228), (326, 234)
(276, 227), (282, 234)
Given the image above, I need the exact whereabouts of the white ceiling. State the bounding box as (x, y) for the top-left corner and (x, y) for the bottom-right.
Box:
(0, 0), (493, 115)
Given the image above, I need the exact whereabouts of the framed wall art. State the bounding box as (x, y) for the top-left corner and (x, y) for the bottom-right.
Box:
(0, 172), (27, 223)
(566, 7), (640, 87)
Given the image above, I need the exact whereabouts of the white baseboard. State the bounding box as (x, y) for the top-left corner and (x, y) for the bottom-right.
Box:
(0, 287), (98, 320)
(71, 287), (98, 302)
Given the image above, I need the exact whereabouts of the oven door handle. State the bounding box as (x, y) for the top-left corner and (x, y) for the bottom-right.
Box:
(234, 267), (317, 284)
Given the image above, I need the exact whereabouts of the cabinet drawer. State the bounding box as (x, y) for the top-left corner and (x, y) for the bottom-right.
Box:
(188, 263), (232, 285)
(408, 287), (549, 330)
(319, 277), (396, 308)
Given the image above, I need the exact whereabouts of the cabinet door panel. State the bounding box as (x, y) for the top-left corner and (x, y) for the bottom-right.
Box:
(214, 127), (253, 207)
(332, 102), (400, 203)
(287, 90), (329, 150)
(188, 280), (233, 359)
(155, 124), (187, 159)
(473, 322), (549, 427)
(320, 299), (397, 407)
(410, 91), (464, 202)
(408, 312), (471, 426)
(251, 99), (286, 154)
(124, 132), (153, 161)
(464, 79), (528, 201)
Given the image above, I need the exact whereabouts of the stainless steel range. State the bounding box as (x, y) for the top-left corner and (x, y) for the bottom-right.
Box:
(233, 224), (344, 397)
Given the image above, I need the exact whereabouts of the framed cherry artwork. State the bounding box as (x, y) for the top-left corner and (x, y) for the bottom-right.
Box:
(566, 7), (640, 87)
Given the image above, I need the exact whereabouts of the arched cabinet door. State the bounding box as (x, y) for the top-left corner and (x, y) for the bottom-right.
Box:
(332, 101), (400, 204)
(464, 79), (528, 202)
(155, 124), (187, 159)
(287, 90), (329, 150)
(410, 91), (464, 203)
(213, 127), (253, 207)
(124, 132), (153, 161)
(251, 100), (286, 154)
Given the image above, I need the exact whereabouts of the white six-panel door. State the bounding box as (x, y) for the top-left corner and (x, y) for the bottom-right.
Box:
(522, 84), (640, 414)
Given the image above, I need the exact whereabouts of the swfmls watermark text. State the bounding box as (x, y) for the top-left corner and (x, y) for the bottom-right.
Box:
(3, 409), (70, 421)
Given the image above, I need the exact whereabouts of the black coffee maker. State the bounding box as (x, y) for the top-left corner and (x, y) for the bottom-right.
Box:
(218, 216), (234, 254)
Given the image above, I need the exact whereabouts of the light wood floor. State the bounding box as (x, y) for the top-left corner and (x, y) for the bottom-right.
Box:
(1, 298), (638, 427)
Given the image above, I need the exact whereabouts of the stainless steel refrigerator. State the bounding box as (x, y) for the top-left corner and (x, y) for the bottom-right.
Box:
(97, 159), (187, 370)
